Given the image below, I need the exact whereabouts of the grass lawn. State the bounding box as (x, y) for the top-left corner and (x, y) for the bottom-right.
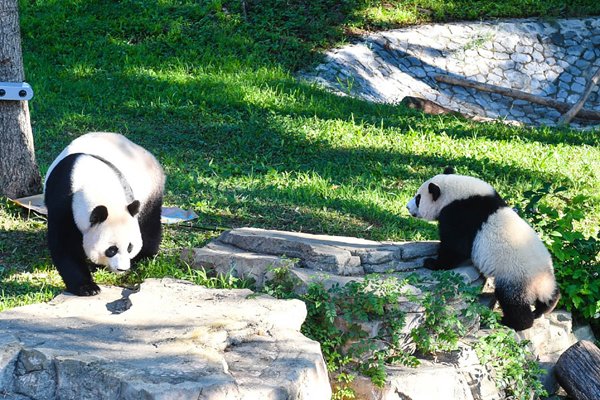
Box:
(1, 0), (599, 313)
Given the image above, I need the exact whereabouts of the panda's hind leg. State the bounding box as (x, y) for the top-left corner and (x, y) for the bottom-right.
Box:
(495, 280), (535, 331)
(533, 287), (561, 318)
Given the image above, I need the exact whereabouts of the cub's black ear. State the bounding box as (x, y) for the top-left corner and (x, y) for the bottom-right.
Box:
(90, 206), (108, 225)
(443, 166), (455, 174)
(428, 182), (441, 201)
(127, 200), (140, 216)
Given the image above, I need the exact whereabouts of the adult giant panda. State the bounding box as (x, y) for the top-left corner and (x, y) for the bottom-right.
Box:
(44, 132), (165, 296)
(406, 167), (560, 331)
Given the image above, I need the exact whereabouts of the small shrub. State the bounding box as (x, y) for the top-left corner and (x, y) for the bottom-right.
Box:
(408, 271), (480, 354)
(262, 262), (299, 299)
(475, 329), (548, 400)
(517, 185), (600, 320)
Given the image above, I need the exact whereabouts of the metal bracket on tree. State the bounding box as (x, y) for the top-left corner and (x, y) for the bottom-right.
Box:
(0, 82), (33, 100)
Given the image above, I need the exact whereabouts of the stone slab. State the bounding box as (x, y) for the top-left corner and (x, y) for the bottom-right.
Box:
(203, 228), (443, 278)
(182, 242), (297, 287)
(217, 228), (366, 275)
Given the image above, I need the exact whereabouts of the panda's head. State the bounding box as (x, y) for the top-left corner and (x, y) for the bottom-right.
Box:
(406, 167), (495, 221)
(82, 200), (143, 273)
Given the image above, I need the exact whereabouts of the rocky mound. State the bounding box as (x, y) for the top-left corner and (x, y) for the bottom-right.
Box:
(0, 278), (330, 400)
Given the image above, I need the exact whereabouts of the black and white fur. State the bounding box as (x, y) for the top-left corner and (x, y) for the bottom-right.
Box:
(406, 167), (560, 331)
(44, 132), (165, 296)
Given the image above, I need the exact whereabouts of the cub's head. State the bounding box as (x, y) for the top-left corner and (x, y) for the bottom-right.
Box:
(82, 200), (142, 273)
(406, 167), (495, 221)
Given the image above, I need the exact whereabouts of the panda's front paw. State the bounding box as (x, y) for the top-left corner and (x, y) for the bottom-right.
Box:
(73, 283), (101, 296)
(423, 257), (441, 270)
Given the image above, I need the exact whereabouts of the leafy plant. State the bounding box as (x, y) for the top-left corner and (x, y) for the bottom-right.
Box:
(517, 184), (600, 320)
(408, 271), (480, 354)
(262, 266), (551, 397)
(475, 329), (548, 400)
(262, 262), (300, 299)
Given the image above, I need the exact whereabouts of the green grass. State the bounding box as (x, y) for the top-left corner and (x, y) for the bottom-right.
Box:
(1, 0), (599, 312)
(353, 0), (600, 31)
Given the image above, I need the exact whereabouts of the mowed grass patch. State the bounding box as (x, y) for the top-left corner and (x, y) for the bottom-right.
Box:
(0, 0), (598, 312)
(353, 0), (600, 30)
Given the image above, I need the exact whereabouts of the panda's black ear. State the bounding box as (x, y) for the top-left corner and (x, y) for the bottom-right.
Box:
(428, 182), (441, 201)
(443, 166), (455, 174)
(127, 200), (140, 216)
(90, 206), (108, 225)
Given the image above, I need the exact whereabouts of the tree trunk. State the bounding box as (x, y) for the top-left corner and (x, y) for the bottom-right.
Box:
(555, 340), (600, 400)
(0, 0), (41, 198)
(558, 67), (600, 125)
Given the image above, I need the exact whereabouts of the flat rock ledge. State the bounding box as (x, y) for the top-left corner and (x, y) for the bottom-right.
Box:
(0, 278), (331, 400)
(182, 227), (481, 287)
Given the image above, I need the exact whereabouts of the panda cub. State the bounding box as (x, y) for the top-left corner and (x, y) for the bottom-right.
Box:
(44, 132), (165, 296)
(406, 167), (560, 331)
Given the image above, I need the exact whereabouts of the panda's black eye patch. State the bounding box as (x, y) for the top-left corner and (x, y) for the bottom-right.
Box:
(415, 194), (421, 207)
(105, 246), (118, 258)
(127, 243), (133, 253)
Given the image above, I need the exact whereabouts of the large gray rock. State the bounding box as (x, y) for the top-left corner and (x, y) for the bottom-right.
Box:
(0, 278), (331, 400)
(180, 229), (587, 400)
(183, 228), (486, 381)
(217, 228), (370, 275)
(517, 310), (580, 394)
(348, 354), (500, 400)
(182, 241), (298, 288)
(190, 228), (450, 283)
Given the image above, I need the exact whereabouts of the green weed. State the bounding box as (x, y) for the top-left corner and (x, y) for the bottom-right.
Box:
(475, 329), (548, 400)
(516, 185), (600, 320)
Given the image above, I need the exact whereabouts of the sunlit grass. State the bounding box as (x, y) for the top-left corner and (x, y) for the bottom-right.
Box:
(0, 266), (63, 312)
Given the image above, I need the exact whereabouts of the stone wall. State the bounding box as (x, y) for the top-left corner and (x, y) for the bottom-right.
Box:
(302, 18), (600, 127)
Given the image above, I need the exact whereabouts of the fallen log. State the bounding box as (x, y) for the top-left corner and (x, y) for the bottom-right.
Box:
(558, 67), (600, 125)
(400, 96), (457, 115)
(555, 340), (600, 400)
(434, 74), (600, 121)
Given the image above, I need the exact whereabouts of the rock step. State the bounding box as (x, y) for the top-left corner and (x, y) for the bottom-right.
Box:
(185, 228), (482, 289)
(207, 227), (441, 276)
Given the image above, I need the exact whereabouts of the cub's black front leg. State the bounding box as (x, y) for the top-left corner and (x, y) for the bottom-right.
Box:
(423, 245), (468, 270)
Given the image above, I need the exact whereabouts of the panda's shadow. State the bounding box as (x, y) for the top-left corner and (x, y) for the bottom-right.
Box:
(105, 288), (135, 315)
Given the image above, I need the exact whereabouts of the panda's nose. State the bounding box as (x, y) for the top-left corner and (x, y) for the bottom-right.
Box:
(109, 257), (130, 273)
